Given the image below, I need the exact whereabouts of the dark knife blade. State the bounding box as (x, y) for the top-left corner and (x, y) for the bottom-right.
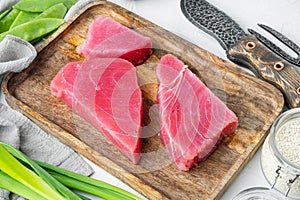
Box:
(181, 0), (300, 108)
(181, 0), (247, 50)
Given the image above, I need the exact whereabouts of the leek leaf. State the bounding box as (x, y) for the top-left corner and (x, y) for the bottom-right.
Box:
(0, 143), (66, 200)
(1, 142), (82, 200)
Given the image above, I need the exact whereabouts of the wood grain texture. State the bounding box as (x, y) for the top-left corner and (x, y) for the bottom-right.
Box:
(227, 35), (300, 108)
(3, 2), (284, 200)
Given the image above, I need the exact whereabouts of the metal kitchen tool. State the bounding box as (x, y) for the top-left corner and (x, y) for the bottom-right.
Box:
(248, 24), (300, 67)
(181, 0), (300, 108)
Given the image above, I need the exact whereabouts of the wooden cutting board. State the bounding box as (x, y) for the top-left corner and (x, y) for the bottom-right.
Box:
(3, 2), (284, 199)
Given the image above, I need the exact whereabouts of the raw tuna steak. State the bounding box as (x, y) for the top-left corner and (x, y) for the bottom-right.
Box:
(77, 15), (152, 66)
(156, 54), (238, 171)
(50, 58), (143, 163)
(50, 61), (82, 108)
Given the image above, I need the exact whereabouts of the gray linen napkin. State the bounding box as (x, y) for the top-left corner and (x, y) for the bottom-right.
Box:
(64, 0), (100, 21)
(0, 0), (101, 199)
(0, 0), (19, 14)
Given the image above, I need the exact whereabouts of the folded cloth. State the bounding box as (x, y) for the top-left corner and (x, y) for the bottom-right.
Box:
(0, 1), (98, 198)
(0, 104), (93, 174)
(0, 35), (37, 74)
(0, 0), (19, 14)
(64, 0), (100, 21)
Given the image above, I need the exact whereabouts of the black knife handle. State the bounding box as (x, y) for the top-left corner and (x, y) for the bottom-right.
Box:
(227, 35), (300, 108)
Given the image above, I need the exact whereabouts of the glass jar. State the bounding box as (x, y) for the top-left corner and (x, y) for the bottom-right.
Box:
(234, 108), (300, 200)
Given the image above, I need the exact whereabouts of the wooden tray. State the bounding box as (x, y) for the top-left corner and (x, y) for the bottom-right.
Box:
(3, 2), (284, 199)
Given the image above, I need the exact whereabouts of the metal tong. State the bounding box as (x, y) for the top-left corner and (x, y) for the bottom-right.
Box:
(249, 24), (300, 68)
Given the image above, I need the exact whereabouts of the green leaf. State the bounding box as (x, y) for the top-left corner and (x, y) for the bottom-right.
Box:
(37, 3), (67, 19)
(0, 18), (64, 42)
(0, 8), (20, 33)
(38, 161), (142, 200)
(0, 8), (12, 21)
(0, 171), (48, 200)
(1, 142), (83, 200)
(0, 143), (66, 200)
(10, 11), (39, 30)
(14, 0), (77, 12)
(52, 173), (123, 200)
(1, 142), (141, 200)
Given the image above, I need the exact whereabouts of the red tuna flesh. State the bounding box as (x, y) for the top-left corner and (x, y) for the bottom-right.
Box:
(77, 15), (152, 66)
(156, 54), (238, 171)
(50, 58), (143, 163)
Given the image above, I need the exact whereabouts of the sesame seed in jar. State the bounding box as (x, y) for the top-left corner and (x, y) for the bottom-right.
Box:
(260, 108), (300, 199)
(275, 119), (300, 167)
(234, 109), (300, 200)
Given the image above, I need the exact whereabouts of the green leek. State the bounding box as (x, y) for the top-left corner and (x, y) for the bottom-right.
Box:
(0, 143), (66, 200)
(1, 142), (83, 200)
(0, 171), (47, 200)
(0, 142), (142, 200)
(37, 161), (141, 200)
